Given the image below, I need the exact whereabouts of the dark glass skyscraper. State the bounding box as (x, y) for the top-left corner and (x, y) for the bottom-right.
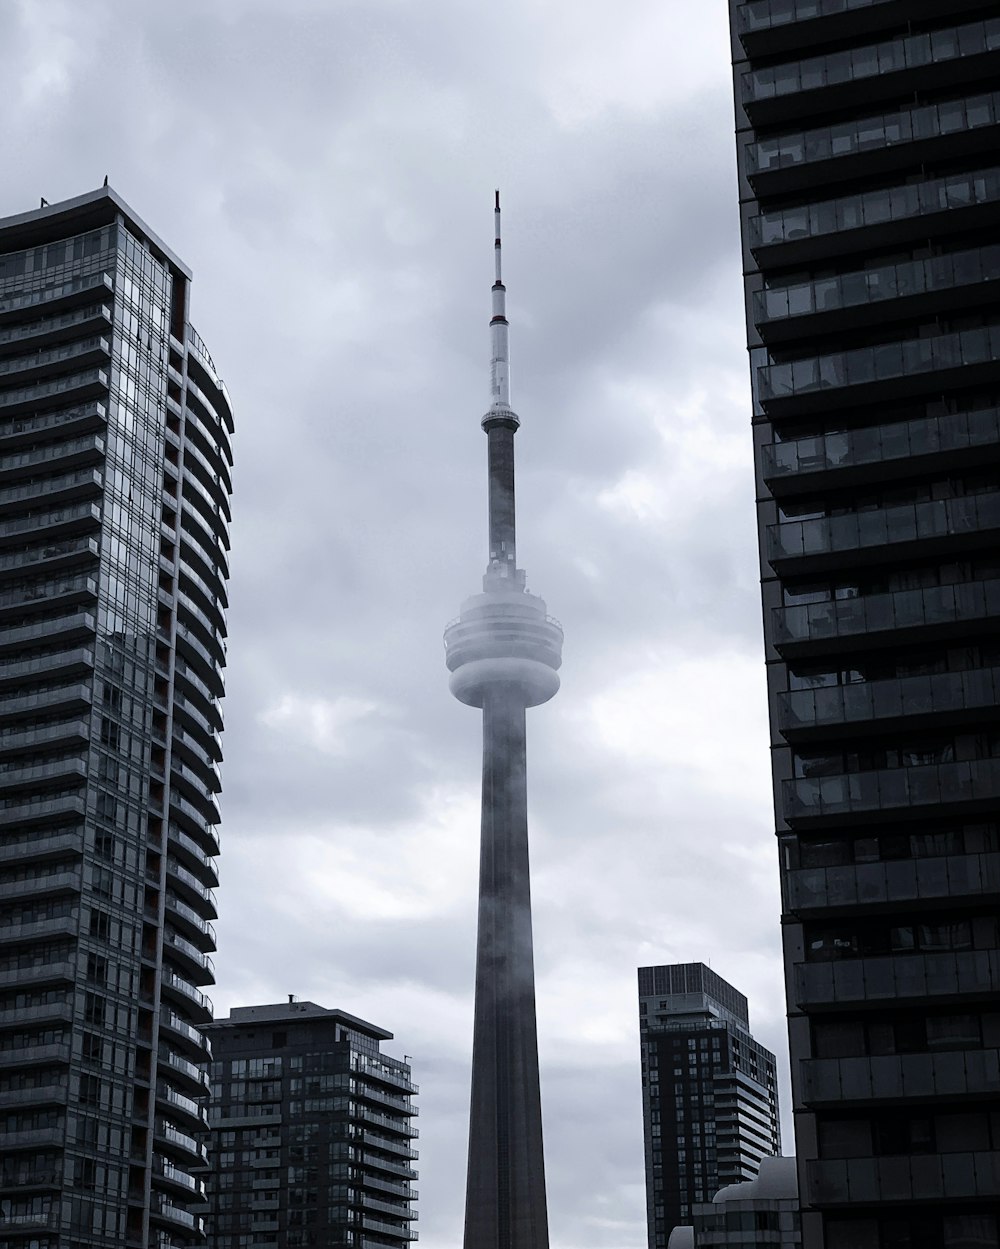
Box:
(202, 1001), (418, 1249)
(730, 4), (1000, 1247)
(0, 188), (231, 1247)
(639, 963), (780, 1245)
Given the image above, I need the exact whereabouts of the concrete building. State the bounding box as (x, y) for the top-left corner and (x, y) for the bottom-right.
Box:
(442, 194), (563, 1249)
(729, 2), (1000, 1245)
(201, 1001), (418, 1249)
(0, 188), (231, 1246)
(639, 963), (781, 1244)
(668, 1155), (801, 1249)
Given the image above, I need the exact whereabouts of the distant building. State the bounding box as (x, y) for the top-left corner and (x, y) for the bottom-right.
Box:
(202, 1001), (418, 1249)
(639, 963), (781, 1244)
(668, 1154), (801, 1249)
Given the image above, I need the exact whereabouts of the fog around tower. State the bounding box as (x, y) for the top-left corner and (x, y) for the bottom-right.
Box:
(0, 2), (784, 1246)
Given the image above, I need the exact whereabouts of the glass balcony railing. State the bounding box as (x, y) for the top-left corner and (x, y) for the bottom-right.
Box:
(744, 18), (1000, 105)
(806, 1150), (1000, 1205)
(0, 434), (105, 477)
(755, 244), (1000, 325)
(749, 166), (1000, 253)
(784, 851), (1000, 911)
(794, 949), (1000, 1008)
(0, 367), (109, 412)
(800, 1049), (1000, 1105)
(772, 578), (1000, 648)
(779, 667), (1000, 734)
(767, 492), (1000, 563)
(759, 325), (1000, 403)
(737, 0), (894, 35)
(0, 400), (106, 444)
(761, 407), (1000, 480)
(0, 336), (110, 380)
(783, 758), (1000, 819)
(747, 91), (1000, 182)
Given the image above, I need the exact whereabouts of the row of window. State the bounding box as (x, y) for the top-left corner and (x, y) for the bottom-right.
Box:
(806, 913), (998, 962)
(814, 1009), (1000, 1059)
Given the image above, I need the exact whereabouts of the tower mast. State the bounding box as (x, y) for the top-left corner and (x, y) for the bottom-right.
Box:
(444, 194), (563, 1249)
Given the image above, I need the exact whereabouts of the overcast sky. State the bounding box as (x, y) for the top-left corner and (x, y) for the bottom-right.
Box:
(1, 2), (787, 1245)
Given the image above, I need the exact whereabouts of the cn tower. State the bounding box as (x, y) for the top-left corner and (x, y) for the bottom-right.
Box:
(444, 193), (562, 1249)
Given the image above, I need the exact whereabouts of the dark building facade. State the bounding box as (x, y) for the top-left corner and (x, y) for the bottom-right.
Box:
(202, 1001), (418, 1249)
(639, 963), (781, 1245)
(729, 4), (1000, 1247)
(0, 188), (232, 1247)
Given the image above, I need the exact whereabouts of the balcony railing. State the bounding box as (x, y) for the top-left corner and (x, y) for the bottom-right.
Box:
(783, 851), (1000, 912)
(794, 949), (1000, 1007)
(783, 758), (1000, 819)
(806, 1150), (1000, 1205)
(749, 166), (1000, 255)
(755, 243), (1000, 327)
(800, 1048), (1000, 1105)
(778, 666), (1000, 735)
(771, 578), (1000, 650)
(737, 0), (895, 35)
(767, 493), (1000, 567)
(761, 407), (1000, 482)
(743, 17), (1000, 107)
(758, 325), (1000, 404)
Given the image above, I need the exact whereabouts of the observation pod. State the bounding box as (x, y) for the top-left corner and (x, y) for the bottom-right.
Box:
(444, 589), (563, 708)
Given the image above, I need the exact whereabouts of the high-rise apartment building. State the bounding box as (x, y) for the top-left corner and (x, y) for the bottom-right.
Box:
(730, 4), (1000, 1247)
(638, 963), (781, 1245)
(0, 188), (231, 1247)
(202, 1001), (418, 1249)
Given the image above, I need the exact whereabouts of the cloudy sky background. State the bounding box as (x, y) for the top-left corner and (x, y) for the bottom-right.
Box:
(2, 2), (787, 1244)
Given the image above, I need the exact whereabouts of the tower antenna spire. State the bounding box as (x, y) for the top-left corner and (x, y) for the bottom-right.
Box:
(489, 189), (513, 416)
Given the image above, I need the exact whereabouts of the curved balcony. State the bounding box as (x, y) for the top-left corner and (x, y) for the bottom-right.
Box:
(181, 397), (233, 485)
(161, 968), (213, 1022)
(758, 325), (1000, 415)
(0, 399), (106, 447)
(778, 667), (1000, 740)
(800, 1048), (1000, 1107)
(180, 494), (228, 566)
(767, 493), (1000, 573)
(793, 948), (1000, 1009)
(178, 524), (228, 603)
(783, 851), (1000, 913)
(783, 758), (1000, 823)
(164, 859), (217, 919)
(163, 930), (215, 985)
(172, 706), (223, 767)
(185, 374), (233, 452)
(173, 662), (223, 729)
(181, 434), (231, 520)
(155, 1118), (209, 1168)
(181, 466), (231, 542)
(805, 1149), (1000, 1206)
(150, 1193), (203, 1236)
(152, 1155), (205, 1203)
(748, 166), (1000, 267)
(177, 558), (227, 629)
(760, 406), (1000, 491)
(174, 623), (225, 698)
(746, 91), (1000, 196)
(771, 578), (1000, 655)
(158, 1048), (210, 1099)
(168, 788), (220, 846)
(159, 1009), (211, 1062)
(164, 892), (215, 951)
(155, 1080), (207, 1130)
(755, 245), (1000, 344)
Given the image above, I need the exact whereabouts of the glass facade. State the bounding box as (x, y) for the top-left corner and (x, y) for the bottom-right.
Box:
(639, 964), (781, 1247)
(730, 2), (1000, 1245)
(202, 1003), (418, 1249)
(0, 188), (232, 1248)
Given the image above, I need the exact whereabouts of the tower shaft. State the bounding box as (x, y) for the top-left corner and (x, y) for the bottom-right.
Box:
(464, 685), (549, 1249)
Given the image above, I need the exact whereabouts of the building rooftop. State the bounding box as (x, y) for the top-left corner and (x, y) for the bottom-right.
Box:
(206, 1000), (393, 1041)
